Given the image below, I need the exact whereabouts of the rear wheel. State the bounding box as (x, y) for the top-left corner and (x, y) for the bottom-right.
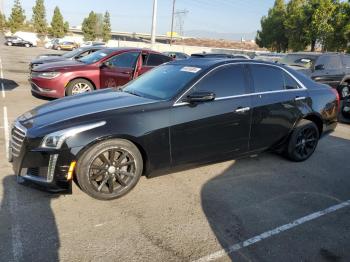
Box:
(285, 119), (319, 162)
(7, 42), (12, 46)
(76, 139), (143, 200)
(66, 79), (94, 96)
(57, 46), (61, 50)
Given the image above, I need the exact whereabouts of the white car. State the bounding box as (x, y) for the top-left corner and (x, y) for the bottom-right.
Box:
(80, 41), (105, 47)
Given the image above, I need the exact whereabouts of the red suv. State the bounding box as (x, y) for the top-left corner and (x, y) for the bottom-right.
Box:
(29, 48), (172, 98)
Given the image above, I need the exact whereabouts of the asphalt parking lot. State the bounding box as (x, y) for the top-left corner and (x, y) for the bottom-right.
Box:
(0, 44), (350, 262)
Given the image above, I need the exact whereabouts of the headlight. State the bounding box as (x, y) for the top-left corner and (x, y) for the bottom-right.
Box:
(37, 71), (61, 79)
(40, 121), (106, 149)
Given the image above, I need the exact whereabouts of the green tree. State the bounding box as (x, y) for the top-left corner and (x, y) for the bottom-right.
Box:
(8, 0), (26, 33)
(32, 0), (47, 34)
(50, 6), (65, 38)
(64, 21), (69, 33)
(82, 11), (97, 41)
(102, 11), (111, 42)
(284, 0), (310, 51)
(256, 0), (288, 52)
(0, 12), (6, 32)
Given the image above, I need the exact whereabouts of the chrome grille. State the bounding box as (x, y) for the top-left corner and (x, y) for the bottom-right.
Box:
(11, 123), (26, 157)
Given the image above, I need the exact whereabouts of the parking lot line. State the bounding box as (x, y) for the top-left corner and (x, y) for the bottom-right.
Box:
(194, 199), (350, 262)
(3, 106), (9, 157)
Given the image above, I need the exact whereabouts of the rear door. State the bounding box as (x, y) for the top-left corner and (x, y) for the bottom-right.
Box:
(100, 51), (140, 88)
(171, 64), (252, 165)
(248, 64), (308, 151)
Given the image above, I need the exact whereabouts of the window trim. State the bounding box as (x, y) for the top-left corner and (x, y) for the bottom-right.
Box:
(173, 62), (307, 107)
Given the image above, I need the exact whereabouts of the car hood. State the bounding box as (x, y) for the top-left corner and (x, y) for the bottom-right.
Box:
(33, 60), (87, 72)
(18, 89), (157, 131)
(31, 56), (67, 65)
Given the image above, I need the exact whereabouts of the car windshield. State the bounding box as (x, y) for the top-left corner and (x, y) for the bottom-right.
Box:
(78, 49), (114, 64)
(123, 64), (203, 100)
(62, 48), (84, 58)
(280, 54), (318, 69)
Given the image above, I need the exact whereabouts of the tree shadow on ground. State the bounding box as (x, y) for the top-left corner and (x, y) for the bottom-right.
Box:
(200, 135), (350, 261)
(0, 175), (60, 261)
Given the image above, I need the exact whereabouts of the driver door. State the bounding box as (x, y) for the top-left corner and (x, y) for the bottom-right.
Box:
(170, 64), (252, 165)
(100, 51), (140, 88)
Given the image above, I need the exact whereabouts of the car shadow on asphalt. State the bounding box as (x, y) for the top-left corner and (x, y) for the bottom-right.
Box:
(1, 79), (19, 91)
(200, 135), (350, 261)
(0, 175), (60, 261)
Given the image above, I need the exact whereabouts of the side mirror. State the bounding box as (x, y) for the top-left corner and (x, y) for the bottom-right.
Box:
(314, 64), (325, 71)
(185, 91), (215, 103)
(100, 61), (111, 68)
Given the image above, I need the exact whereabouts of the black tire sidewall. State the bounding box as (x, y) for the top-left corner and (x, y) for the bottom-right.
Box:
(287, 120), (319, 162)
(76, 139), (143, 200)
(66, 79), (93, 96)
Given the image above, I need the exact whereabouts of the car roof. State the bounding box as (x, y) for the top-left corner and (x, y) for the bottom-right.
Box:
(101, 47), (162, 54)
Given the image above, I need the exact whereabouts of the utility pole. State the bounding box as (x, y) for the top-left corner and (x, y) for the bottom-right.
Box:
(170, 0), (176, 45)
(150, 0), (157, 48)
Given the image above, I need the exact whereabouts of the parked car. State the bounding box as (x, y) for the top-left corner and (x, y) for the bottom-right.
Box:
(280, 52), (350, 99)
(254, 52), (285, 63)
(44, 38), (59, 49)
(30, 46), (105, 70)
(53, 41), (78, 51)
(29, 48), (173, 98)
(4, 36), (33, 47)
(163, 51), (189, 60)
(80, 41), (106, 47)
(191, 52), (250, 59)
(11, 59), (338, 199)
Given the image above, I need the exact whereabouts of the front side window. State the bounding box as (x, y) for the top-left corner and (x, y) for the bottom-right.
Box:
(146, 54), (172, 66)
(109, 52), (140, 68)
(316, 55), (342, 70)
(191, 64), (247, 97)
(250, 65), (285, 92)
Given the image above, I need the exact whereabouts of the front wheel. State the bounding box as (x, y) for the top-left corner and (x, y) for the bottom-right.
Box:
(66, 79), (94, 96)
(285, 119), (319, 162)
(76, 139), (143, 200)
(25, 43), (30, 48)
(7, 42), (12, 46)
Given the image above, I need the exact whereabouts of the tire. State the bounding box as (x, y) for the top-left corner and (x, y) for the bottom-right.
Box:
(66, 78), (94, 96)
(57, 46), (61, 50)
(76, 139), (143, 200)
(25, 43), (30, 48)
(7, 42), (12, 46)
(285, 119), (319, 162)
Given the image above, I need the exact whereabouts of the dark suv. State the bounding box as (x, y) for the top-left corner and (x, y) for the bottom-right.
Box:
(281, 52), (350, 99)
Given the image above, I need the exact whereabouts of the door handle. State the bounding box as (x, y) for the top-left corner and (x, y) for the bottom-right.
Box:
(235, 107), (250, 113)
(295, 96), (306, 101)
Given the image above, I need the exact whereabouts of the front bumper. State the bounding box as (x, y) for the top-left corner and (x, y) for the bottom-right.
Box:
(29, 77), (66, 98)
(9, 123), (78, 192)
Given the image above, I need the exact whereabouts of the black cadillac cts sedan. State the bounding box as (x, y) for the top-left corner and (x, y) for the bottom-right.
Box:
(9, 59), (339, 200)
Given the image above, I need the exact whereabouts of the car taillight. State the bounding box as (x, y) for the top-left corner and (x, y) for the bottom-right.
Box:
(331, 88), (340, 112)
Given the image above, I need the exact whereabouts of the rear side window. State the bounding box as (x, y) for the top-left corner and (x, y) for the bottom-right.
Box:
(146, 54), (172, 66)
(192, 64), (247, 97)
(250, 65), (285, 92)
(283, 72), (299, 89)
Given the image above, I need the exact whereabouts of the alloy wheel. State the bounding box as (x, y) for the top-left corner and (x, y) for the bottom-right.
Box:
(342, 86), (349, 98)
(88, 148), (136, 194)
(71, 83), (92, 95)
(294, 127), (318, 159)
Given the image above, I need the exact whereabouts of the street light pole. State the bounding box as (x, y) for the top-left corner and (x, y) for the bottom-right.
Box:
(170, 0), (176, 45)
(150, 0), (157, 49)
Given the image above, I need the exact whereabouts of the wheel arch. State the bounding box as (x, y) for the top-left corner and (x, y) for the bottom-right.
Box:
(65, 77), (97, 95)
(74, 134), (150, 176)
(301, 113), (323, 136)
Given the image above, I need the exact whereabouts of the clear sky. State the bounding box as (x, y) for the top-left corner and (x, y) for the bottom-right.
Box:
(3, 0), (275, 36)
